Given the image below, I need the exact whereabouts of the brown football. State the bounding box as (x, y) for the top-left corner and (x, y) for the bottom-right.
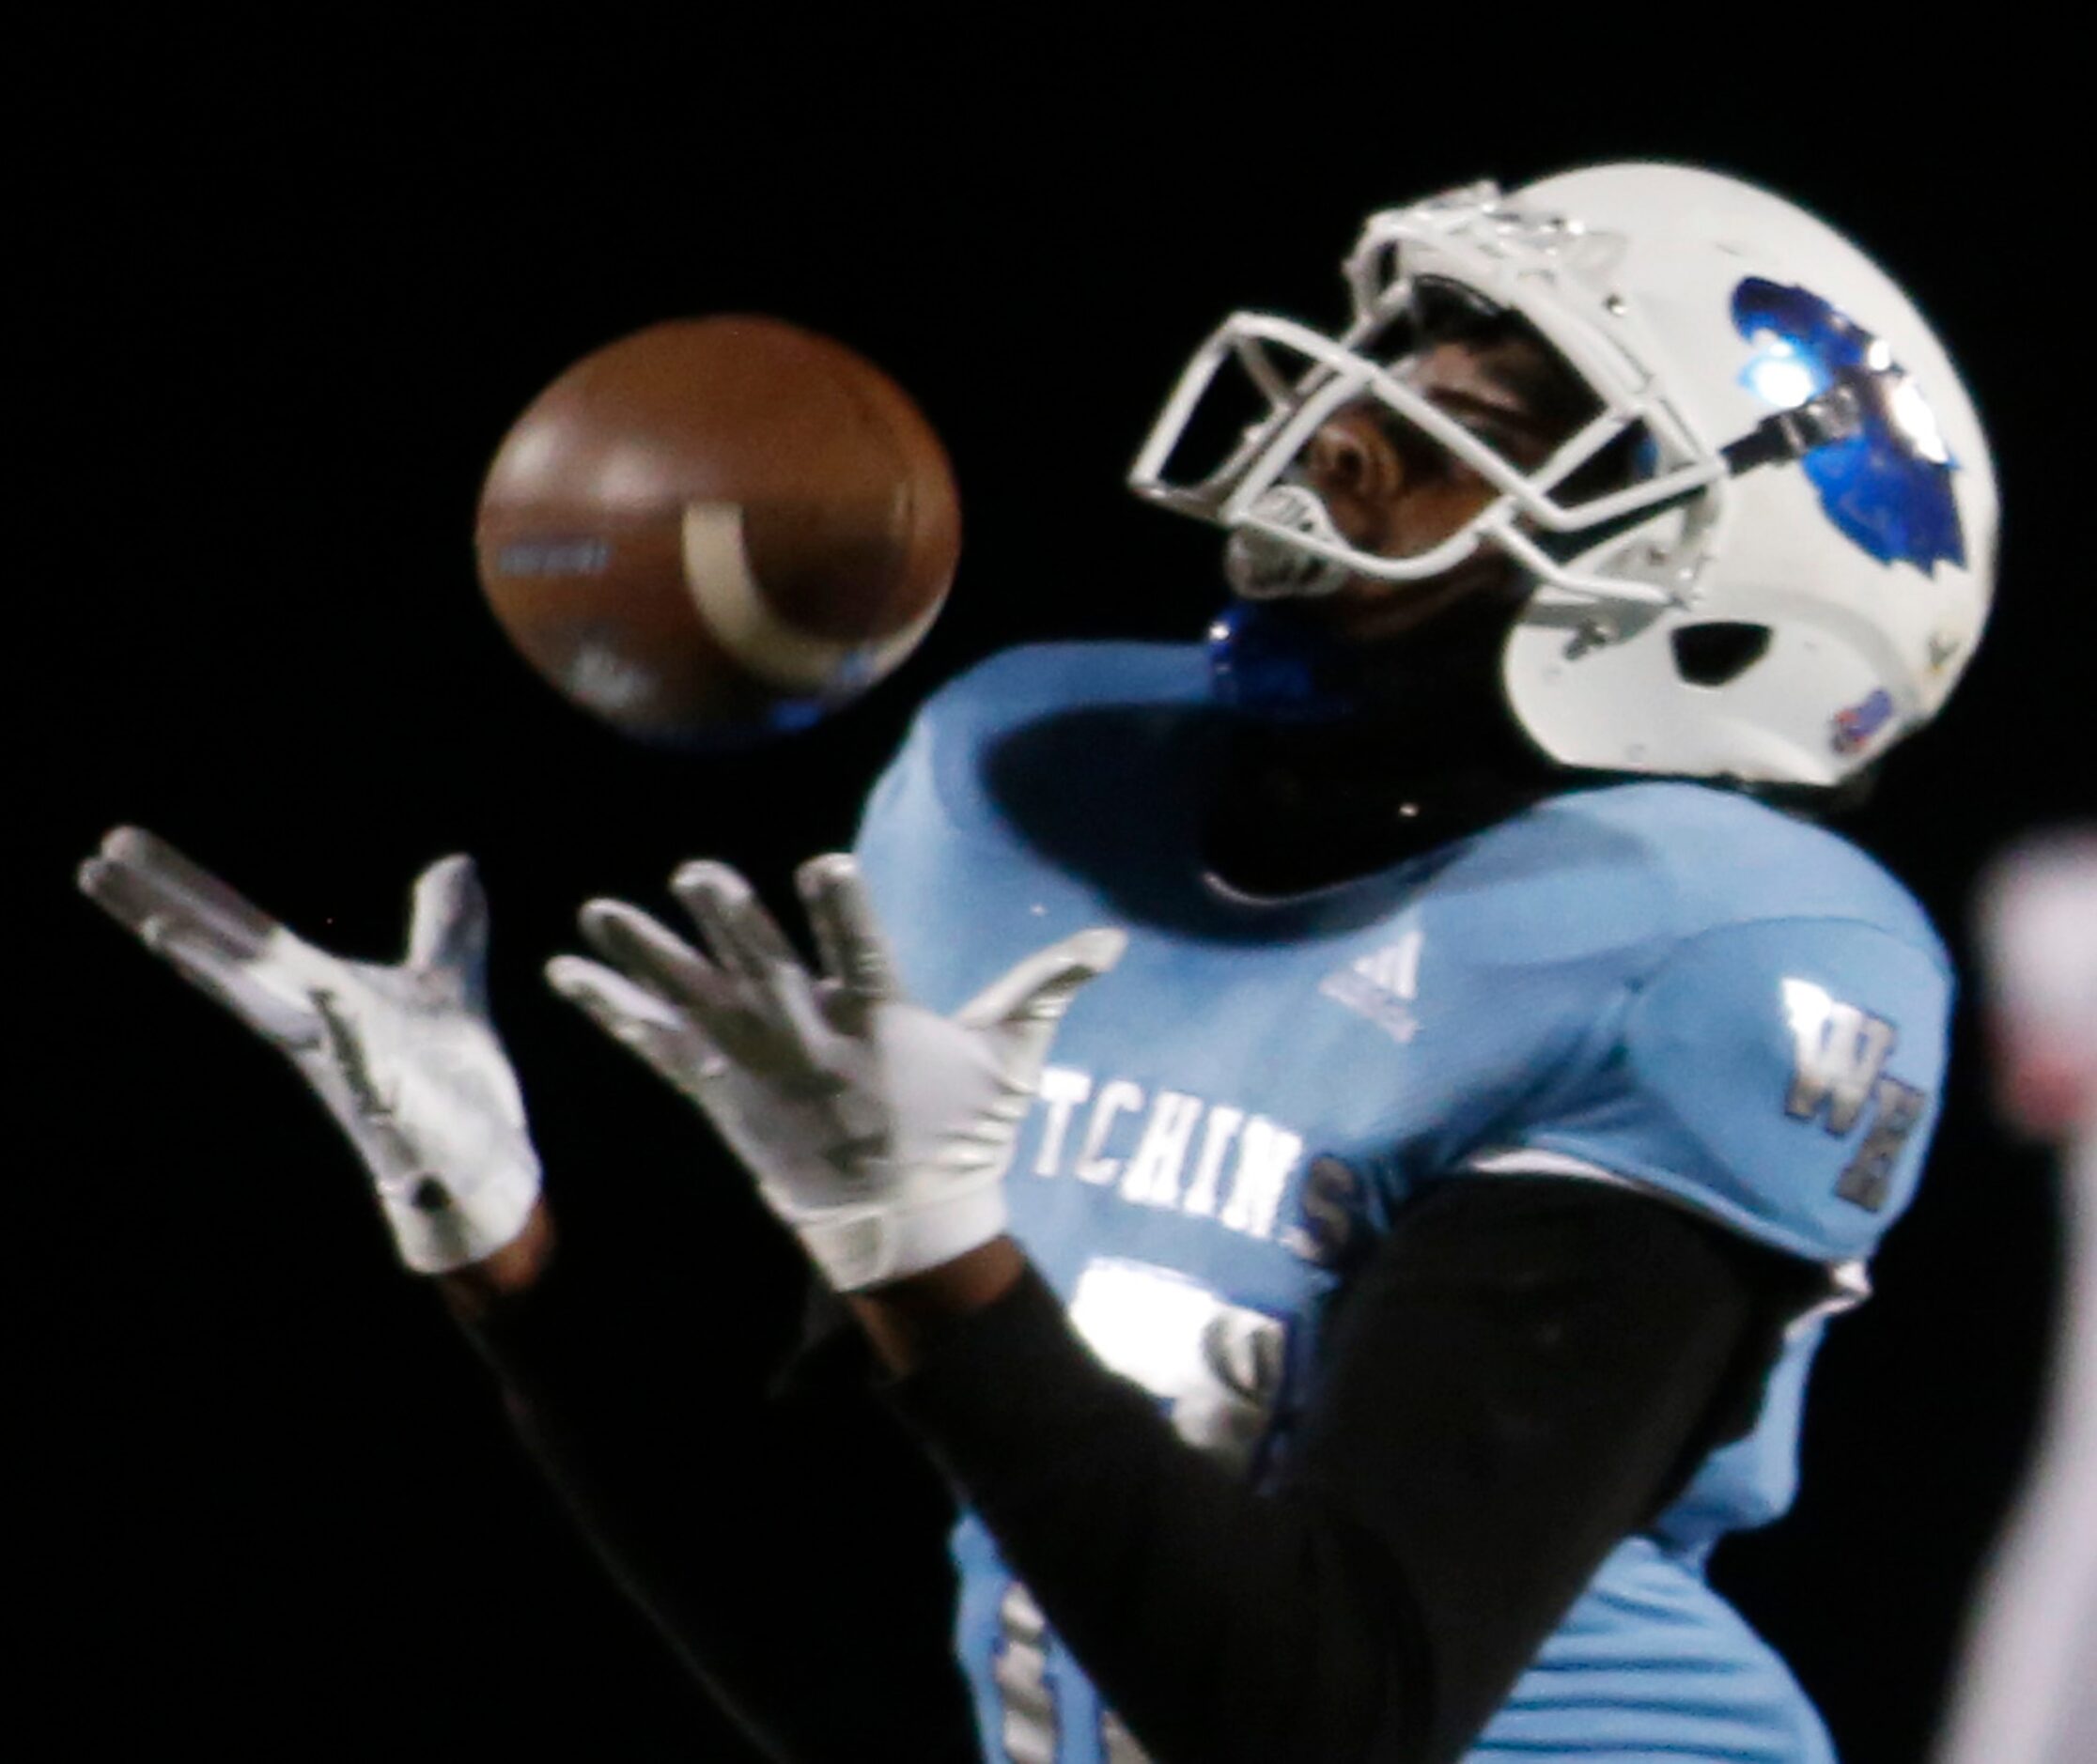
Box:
(474, 316), (960, 745)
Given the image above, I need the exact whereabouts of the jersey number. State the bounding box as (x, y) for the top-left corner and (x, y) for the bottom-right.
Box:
(988, 1260), (1287, 1762)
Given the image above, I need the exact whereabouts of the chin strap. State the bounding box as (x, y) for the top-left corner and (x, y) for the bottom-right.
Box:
(1720, 379), (1867, 475)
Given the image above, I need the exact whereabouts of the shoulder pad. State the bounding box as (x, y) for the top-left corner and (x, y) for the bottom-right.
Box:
(1480, 911), (1952, 1261)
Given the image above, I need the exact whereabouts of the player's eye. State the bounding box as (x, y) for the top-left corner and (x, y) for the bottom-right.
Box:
(1456, 417), (1520, 457)
(1371, 398), (1527, 482)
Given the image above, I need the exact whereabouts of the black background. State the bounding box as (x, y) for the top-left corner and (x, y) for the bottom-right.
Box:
(24, 13), (2087, 1761)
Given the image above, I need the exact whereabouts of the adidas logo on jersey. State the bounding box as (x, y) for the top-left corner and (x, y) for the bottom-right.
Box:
(1318, 927), (1424, 1044)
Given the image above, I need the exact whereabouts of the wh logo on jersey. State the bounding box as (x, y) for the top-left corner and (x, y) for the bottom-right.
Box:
(1319, 924), (1424, 1044)
(1781, 978), (1929, 1213)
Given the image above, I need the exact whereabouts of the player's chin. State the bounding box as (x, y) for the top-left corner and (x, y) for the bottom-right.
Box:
(1307, 555), (1516, 645)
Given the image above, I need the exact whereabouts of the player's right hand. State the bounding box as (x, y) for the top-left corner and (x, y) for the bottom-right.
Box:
(546, 852), (1122, 1292)
(76, 827), (542, 1273)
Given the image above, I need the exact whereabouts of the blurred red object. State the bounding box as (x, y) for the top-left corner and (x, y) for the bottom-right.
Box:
(1934, 828), (2096, 1764)
(1976, 829), (2097, 1140)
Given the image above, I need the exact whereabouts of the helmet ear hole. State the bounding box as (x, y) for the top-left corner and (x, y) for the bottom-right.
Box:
(1671, 622), (1772, 687)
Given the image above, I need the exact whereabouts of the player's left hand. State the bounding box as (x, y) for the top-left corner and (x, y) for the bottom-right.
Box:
(546, 854), (1124, 1291)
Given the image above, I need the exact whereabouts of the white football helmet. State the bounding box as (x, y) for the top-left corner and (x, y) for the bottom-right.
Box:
(1128, 162), (1997, 785)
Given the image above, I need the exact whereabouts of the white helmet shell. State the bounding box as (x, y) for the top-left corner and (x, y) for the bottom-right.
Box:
(1128, 162), (1997, 786)
(1500, 163), (1995, 784)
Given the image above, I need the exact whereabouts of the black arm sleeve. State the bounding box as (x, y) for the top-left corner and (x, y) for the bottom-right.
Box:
(462, 1231), (981, 1763)
(883, 1176), (1825, 1764)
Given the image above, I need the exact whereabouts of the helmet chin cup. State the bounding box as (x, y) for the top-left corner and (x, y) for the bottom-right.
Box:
(1224, 486), (1354, 600)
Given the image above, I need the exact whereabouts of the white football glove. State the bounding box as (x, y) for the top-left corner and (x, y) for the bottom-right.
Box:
(546, 853), (1124, 1292)
(77, 827), (541, 1274)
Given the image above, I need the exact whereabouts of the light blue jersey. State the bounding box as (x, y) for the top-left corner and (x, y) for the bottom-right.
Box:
(853, 642), (1952, 1764)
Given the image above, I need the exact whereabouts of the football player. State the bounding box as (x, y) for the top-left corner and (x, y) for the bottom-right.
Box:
(80, 162), (1996, 1762)
(1934, 832), (2096, 1764)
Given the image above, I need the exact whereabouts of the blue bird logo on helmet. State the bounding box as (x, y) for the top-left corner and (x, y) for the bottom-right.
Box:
(1732, 277), (1966, 574)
